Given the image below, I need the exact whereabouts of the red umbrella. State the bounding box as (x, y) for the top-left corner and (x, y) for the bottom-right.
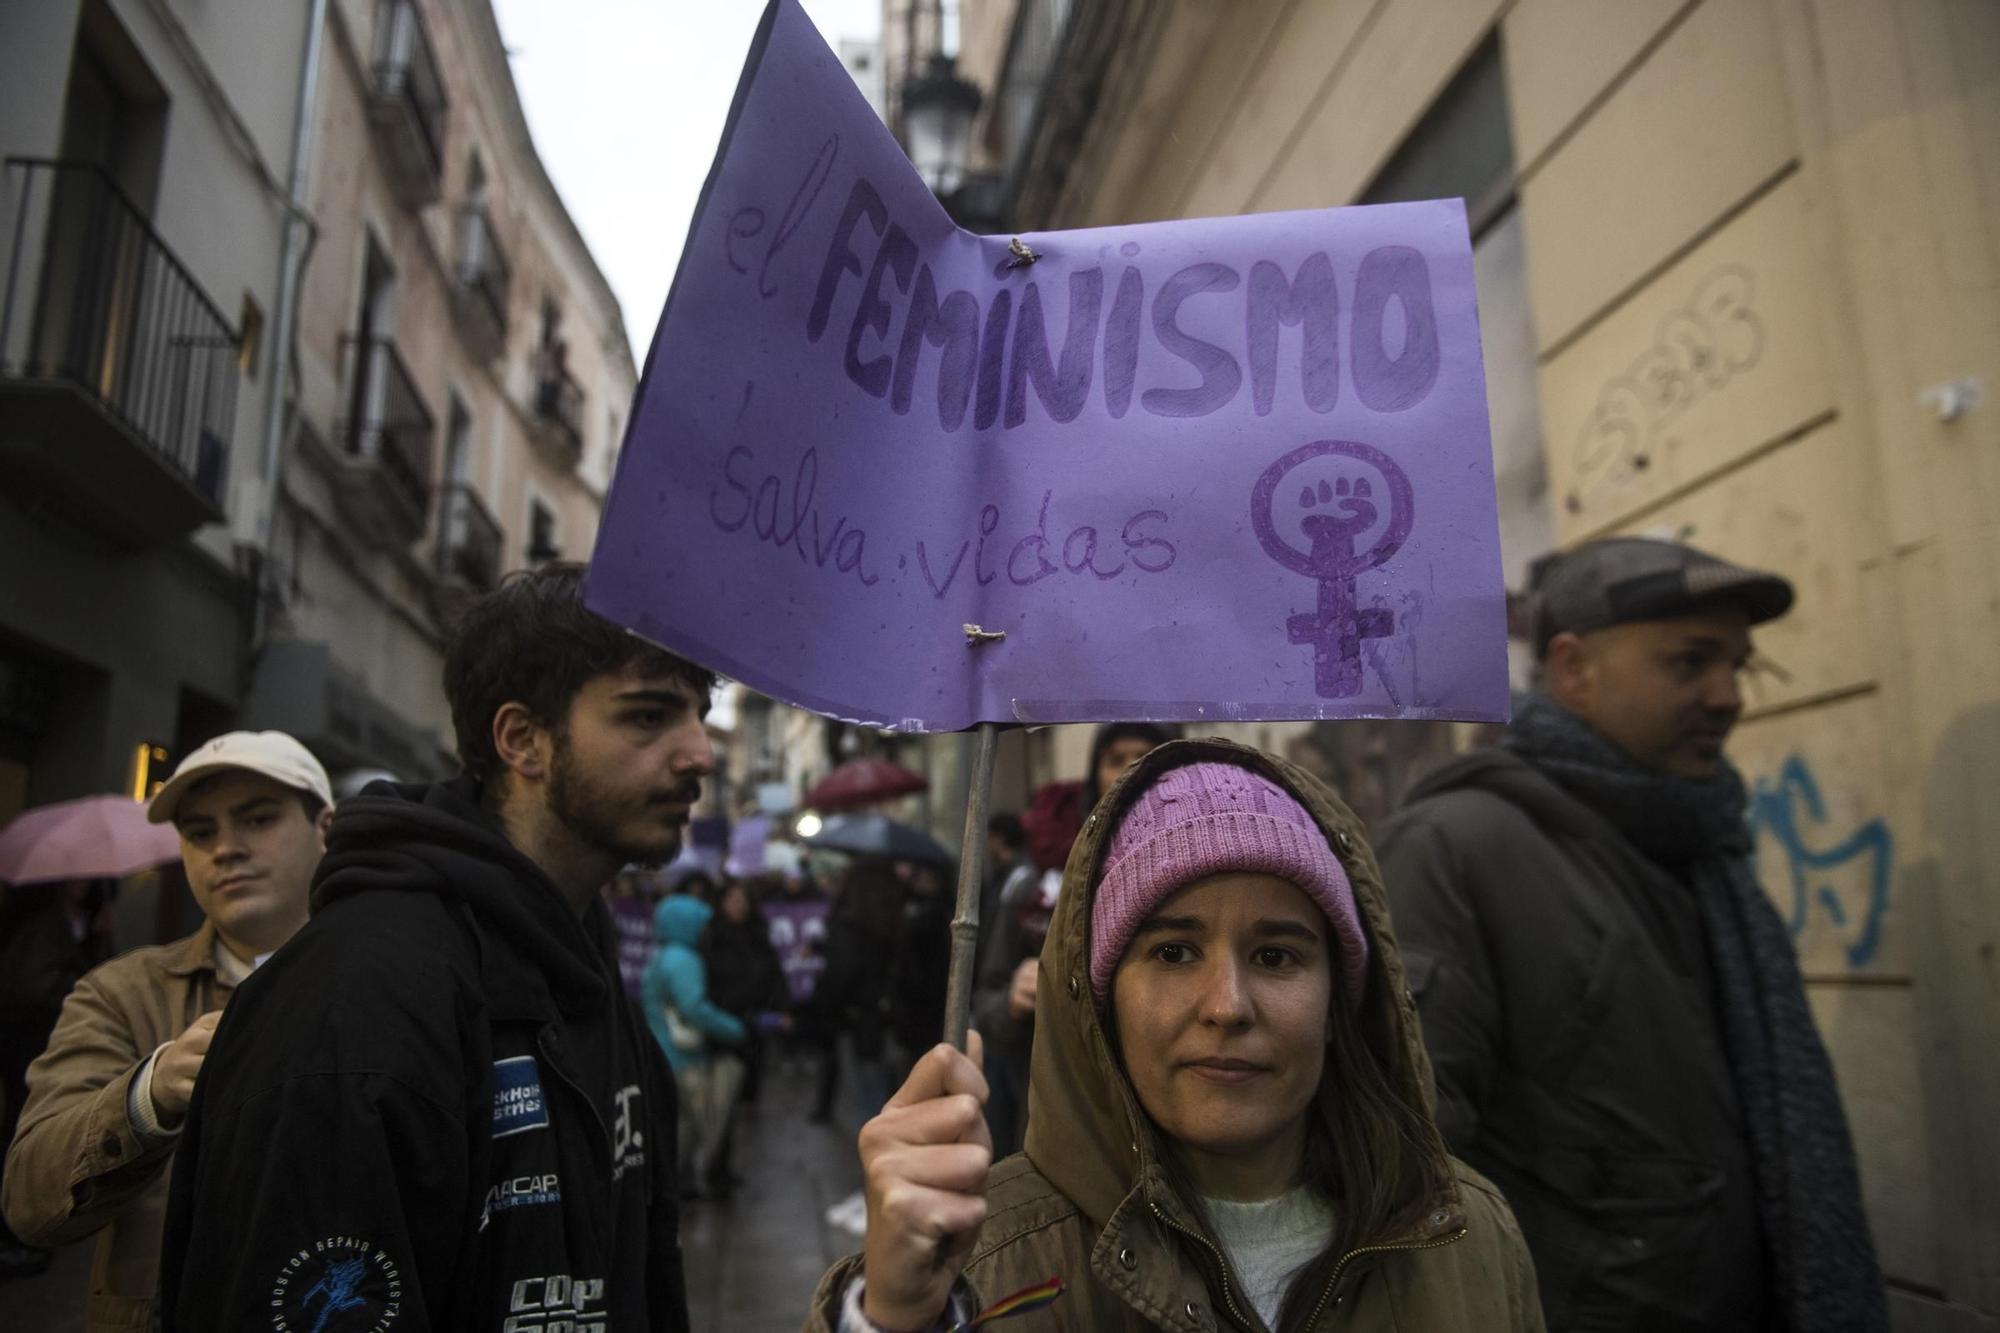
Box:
(0, 795), (183, 886)
(804, 757), (929, 812)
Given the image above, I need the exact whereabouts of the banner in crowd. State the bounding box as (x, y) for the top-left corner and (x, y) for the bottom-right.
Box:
(587, 0), (1508, 730)
(762, 895), (829, 1007)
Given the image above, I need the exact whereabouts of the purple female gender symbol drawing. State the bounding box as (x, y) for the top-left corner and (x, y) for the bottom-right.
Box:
(1250, 439), (1415, 699)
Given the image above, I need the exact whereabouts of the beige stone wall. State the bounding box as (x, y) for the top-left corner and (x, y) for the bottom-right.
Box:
(985, 0), (2000, 1321)
(1515, 3), (1998, 1312)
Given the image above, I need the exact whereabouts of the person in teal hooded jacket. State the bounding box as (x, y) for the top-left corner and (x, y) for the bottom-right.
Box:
(644, 895), (746, 1196)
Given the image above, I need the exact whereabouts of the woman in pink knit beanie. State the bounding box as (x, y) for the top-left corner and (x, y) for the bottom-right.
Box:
(814, 739), (1541, 1333)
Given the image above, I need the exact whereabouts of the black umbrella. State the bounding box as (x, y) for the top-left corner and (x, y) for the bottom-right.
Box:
(801, 812), (953, 866)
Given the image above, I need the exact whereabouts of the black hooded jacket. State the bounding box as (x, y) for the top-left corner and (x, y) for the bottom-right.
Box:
(1375, 750), (1768, 1331)
(160, 777), (689, 1332)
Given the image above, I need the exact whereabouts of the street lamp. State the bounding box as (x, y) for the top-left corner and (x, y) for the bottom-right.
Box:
(900, 53), (981, 197)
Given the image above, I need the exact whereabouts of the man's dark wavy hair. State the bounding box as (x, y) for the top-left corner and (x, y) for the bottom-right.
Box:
(443, 562), (717, 786)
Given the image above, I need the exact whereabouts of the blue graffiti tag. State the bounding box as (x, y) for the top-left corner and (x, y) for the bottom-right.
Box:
(1748, 755), (1892, 968)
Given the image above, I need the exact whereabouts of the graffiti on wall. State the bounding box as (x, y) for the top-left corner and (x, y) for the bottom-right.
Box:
(1566, 265), (1764, 516)
(1748, 754), (1892, 968)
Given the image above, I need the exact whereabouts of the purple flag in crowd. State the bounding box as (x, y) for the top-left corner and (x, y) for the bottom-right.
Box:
(727, 814), (773, 878)
(607, 895), (656, 1002)
(587, 0), (1507, 730)
(762, 896), (829, 1006)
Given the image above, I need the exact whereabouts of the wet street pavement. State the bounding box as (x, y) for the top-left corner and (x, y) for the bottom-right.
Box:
(681, 1054), (870, 1328)
(8, 1053), (869, 1331)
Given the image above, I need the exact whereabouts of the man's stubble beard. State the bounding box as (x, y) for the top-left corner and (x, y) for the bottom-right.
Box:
(548, 733), (685, 869)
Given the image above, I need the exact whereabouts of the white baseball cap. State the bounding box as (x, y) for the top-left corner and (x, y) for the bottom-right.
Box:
(146, 730), (336, 825)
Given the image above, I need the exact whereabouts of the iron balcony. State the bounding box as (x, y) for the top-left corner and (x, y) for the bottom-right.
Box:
(336, 332), (435, 543)
(451, 203), (511, 361)
(0, 157), (237, 547)
(367, 0), (448, 209)
(435, 480), (502, 595)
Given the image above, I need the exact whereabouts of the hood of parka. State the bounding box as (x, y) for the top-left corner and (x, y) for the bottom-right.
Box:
(1021, 737), (1454, 1243)
(654, 893), (713, 947)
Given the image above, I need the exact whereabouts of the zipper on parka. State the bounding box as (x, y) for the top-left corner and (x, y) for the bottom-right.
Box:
(1304, 1225), (1469, 1329)
(1149, 1198), (1469, 1332)
(1147, 1199), (1257, 1331)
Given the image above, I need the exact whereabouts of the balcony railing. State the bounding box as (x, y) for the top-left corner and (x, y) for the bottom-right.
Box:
(340, 333), (434, 520)
(435, 481), (502, 592)
(532, 355), (584, 460)
(451, 204), (509, 358)
(0, 158), (236, 529)
(369, 0), (448, 206)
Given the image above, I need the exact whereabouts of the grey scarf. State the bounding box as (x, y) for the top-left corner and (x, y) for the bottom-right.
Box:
(1507, 693), (1887, 1333)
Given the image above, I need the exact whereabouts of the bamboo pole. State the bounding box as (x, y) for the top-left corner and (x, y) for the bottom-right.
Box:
(942, 721), (1000, 1050)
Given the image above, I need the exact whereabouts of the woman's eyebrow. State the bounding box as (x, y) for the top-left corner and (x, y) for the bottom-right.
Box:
(1250, 919), (1322, 942)
(1132, 914), (1205, 938)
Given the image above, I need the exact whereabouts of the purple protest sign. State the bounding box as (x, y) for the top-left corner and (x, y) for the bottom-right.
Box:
(586, 0), (1508, 730)
(726, 814), (772, 878)
(761, 896), (829, 1006)
(607, 895), (656, 1002)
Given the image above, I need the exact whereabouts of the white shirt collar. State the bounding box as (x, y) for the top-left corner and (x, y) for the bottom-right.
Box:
(210, 938), (268, 986)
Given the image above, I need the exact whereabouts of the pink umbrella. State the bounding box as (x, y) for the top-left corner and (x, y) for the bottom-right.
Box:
(0, 795), (184, 886)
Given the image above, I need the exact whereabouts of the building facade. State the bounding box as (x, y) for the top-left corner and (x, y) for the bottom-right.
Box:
(250, 0), (635, 784)
(0, 0), (634, 812)
(0, 0), (315, 821)
(935, 0), (1998, 1325)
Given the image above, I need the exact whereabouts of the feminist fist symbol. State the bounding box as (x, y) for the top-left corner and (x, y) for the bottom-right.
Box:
(1250, 440), (1415, 699)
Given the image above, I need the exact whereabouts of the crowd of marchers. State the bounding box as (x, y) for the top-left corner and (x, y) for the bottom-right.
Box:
(0, 541), (1887, 1332)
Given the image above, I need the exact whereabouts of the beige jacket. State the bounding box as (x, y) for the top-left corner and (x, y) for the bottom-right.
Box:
(809, 738), (1543, 1332)
(3, 922), (233, 1332)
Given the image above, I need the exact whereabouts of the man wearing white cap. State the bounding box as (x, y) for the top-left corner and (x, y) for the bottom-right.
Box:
(1, 731), (330, 1331)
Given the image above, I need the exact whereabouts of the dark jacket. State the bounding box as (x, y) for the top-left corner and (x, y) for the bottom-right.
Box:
(702, 907), (785, 1021)
(808, 738), (1543, 1332)
(0, 885), (101, 1021)
(970, 862), (1052, 1052)
(159, 778), (689, 1332)
(969, 859), (1044, 1155)
(887, 890), (950, 1059)
(814, 916), (894, 1061)
(1374, 750), (1770, 1331)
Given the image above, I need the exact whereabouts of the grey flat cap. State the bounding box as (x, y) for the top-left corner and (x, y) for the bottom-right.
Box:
(1531, 537), (1794, 657)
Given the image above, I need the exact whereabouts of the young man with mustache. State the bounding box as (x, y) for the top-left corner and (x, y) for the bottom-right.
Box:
(160, 563), (715, 1333)
(1375, 537), (1886, 1332)
(3, 731), (332, 1330)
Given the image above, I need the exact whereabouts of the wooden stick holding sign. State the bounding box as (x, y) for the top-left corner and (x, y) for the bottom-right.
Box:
(943, 721), (1001, 1051)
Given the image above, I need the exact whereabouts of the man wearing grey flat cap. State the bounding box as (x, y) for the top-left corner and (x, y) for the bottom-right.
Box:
(1377, 537), (1885, 1333)
(3, 731), (331, 1331)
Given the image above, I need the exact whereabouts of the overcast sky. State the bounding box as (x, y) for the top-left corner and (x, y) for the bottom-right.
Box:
(492, 0), (883, 358)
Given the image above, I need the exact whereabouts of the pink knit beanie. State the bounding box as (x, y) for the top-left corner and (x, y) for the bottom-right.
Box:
(1089, 761), (1369, 1011)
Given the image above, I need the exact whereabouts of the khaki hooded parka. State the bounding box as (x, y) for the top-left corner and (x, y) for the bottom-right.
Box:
(808, 739), (1543, 1333)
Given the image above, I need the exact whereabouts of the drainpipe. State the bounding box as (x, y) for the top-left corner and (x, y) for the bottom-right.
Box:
(253, 0), (329, 607)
